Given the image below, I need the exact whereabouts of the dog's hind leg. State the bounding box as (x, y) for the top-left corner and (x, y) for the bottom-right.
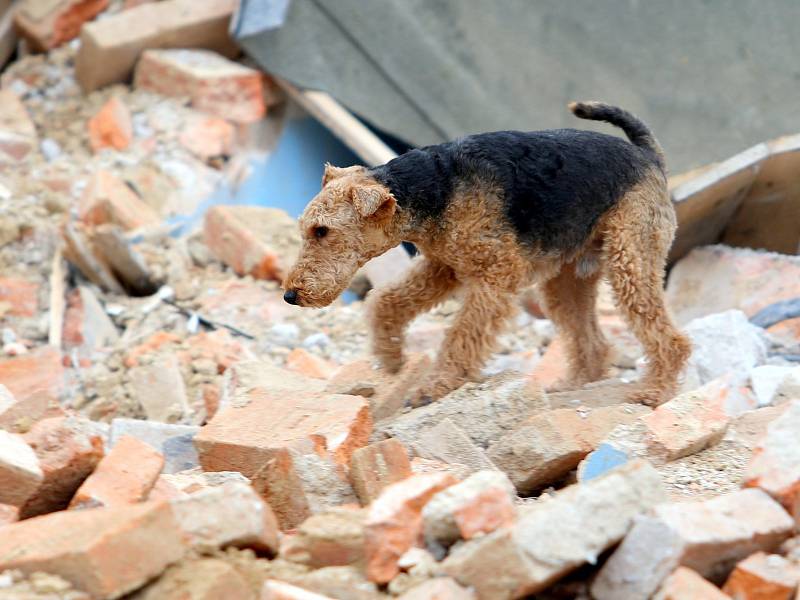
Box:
(602, 173), (691, 406)
(541, 260), (610, 390)
(367, 256), (458, 373)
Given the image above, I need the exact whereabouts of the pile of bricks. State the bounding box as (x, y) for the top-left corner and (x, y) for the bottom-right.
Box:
(0, 1), (799, 599)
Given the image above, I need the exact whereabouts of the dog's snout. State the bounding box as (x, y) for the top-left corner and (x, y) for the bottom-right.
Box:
(283, 289), (299, 305)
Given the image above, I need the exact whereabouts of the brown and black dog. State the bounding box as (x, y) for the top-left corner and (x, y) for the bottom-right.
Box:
(283, 102), (690, 406)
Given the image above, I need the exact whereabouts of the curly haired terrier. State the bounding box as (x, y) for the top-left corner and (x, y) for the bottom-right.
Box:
(283, 102), (691, 407)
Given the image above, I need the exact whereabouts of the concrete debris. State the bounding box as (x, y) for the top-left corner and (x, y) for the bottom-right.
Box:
(0, 6), (797, 598)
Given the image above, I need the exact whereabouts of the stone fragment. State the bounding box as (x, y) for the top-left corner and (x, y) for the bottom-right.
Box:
(0, 429), (43, 506)
(109, 418), (200, 474)
(286, 348), (338, 380)
(364, 472), (458, 583)
(69, 435), (163, 509)
(349, 438), (411, 505)
(88, 96), (133, 152)
(79, 170), (159, 230)
(262, 563), (380, 600)
(654, 567), (730, 600)
(750, 366), (800, 408)
(592, 489), (795, 599)
(135, 48), (265, 123)
(128, 354), (190, 423)
(397, 578), (476, 600)
(134, 558), (254, 600)
(280, 507), (365, 568)
(722, 552), (800, 600)
(0, 346), (64, 404)
(413, 418), (496, 475)
(14, 0), (108, 51)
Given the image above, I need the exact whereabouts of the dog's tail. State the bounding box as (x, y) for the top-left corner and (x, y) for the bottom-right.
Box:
(568, 101), (665, 170)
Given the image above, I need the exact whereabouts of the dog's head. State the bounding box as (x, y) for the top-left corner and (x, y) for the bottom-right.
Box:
(282, 164), (398, 307)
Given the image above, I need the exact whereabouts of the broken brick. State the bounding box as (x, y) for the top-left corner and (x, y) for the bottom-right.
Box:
(196, 388), (372, 477)
(78, 170), (159, 230)
(654, 567), (730, 600)
(21, 416), (105, 518)
(527, 336), (566, 388)
(0, 387), (64, 433)
(75, 0), (239, 93)
(14, 0), (109, 52)
(262, 580), (335, 600)
(181, 329), (250, 375)
(593, 489), (795, 599)
(286, 348), (338, 380)
(0, 90), (37, 163)
(364, 472), (458, 583)
(62, 286), (119, 357)
(136, 557), (254, 600)
(744, 400), (800, 525)
(179, 114), (235, 160)
(0, 346), (65, 404)
(325, 354), (432, 421)
(349, 438), (412, 505)
(280, 507), (365, 568)
(127, 354), (190, 423)
(397, 578), (476, 600)
(0, 502), (185, 598)
(109, 419), (199, 474)
(69, 435), (163, 509)
(203, 205), (300, 281)
(135, 48), (265, 123)
(123, 330), (181, 368)
(88, 96), (133, 152)
(412, 417), (496, 475)
(0, 429), (43, 507)
(723, 552), (800, 600)
(0, 277), (38, 317)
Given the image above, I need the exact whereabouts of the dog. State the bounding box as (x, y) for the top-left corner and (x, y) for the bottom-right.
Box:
(283, 102), (691, 406)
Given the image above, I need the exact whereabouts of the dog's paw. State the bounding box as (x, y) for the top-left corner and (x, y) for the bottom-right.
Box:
(625, 386), (667, 407)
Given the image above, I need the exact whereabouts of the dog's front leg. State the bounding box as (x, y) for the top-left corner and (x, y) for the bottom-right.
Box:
(413, 281), (518, 404)
(367, 257), (458, 373)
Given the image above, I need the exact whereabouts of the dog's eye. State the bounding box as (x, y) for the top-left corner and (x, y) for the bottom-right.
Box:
(313, 226), (329, 239)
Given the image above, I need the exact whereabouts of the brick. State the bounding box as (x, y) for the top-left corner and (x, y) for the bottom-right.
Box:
(0, 277), (38, 317)
(0, 346), (64, 404)
(286, 348), (338, 380)
(364, 472), (458, 583)
(252, 450), (358, 531)
(326, 354), (431, 421)
(146, 476), (185, 502)
(179, 114), (235, 160)
(349, 438), (411, 505)
(75, 0), (239, 93)
(410, 457), (471, 480)
(0, 502), (185, 598)
(124, 331), (181, 368)
(179, 329), (250, 375)
(666, 246), (800, 325)
(0, 503), (19, 526)
(280, 507), (365, 568)
(135, 558), (254, 600)
(109, 419), (199, 474)
(744, 400), (800, 525)
(158, 468), (249, 496)
(20, 416), (104, 518)
(397, 578), (476, 600)
(528, 336), (566, 388)
(641, 378), (732, 463)
(0, 88), (36, 163)
(69, 435), (163, 509)
(0, 429), (43, 506)
(412, 417), (497, 475)
(62, 285), (119, 357)
(654, 567), (730, 600)
(488, 404), (648, 493)
(422, 470), (516, 550)
(14, 0), (108, 51)
(203, 205), (300, 281)
(723, 552), (800, 600)
(135, 48), (265, 123)
(262, 580), (335, 600)
(87, 96), (133, 152)
(592, 489), (796, 600)
(0, 388), (65, 433)
(79, 170), (159, 230)
(196, 388), (371, 477)
(169, 482), (279, 554)
(127, 354), (189, 423)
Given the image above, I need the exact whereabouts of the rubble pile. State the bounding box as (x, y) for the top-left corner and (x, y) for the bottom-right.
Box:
(0, 2), (799, 599)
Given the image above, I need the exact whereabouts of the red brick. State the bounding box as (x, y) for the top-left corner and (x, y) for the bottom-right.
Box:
(75, 0), (239, 93)
(286, 348), (338, 380)
(723, 552), (800, 600)
(528, 336), (566, 388)
(179, 115), (235, 159)
(70, 435), (163, 509)
(203, 205), (300, 281)
(88, 96), (133, 152)
(179, 329), (248, 374)
(201, 382), (222, 421)
(0, 503), (19, 526)
(364, 472), (458, 583)
(325, 354), (432, 421)
(0, 346), (65, 404)
(0, 502), (186, 598)
(21, 416), (104, 518)
(0, 277), (38, 317)
(349, 438), (411, 505)
(14, 0), (109, 52)
(124, 331), (181, 368)
(79, 170), (159, 230)
(135, 48), (265, 124)
(61, 286), (119, 357)
(745, 400), (800, 525)
(262, 580), (336, 600)
(655, 567), (730, 600)
(0, 429), (43, 506)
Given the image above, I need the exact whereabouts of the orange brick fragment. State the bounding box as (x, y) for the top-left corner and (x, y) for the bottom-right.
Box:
(723, 552), (800, 600)
(0, 346), (64, 404)
(88, 96), (134, 152)
(286, 348), (338, 380)
(79, 170), (159, 230)
(655, 567), (730, 599)
(14, 0), (109, 51)
(70, 435), (164, 509)
(0, 278), (39, 317)
(349, 438), (411, 505)
(528, 336), (566, 388)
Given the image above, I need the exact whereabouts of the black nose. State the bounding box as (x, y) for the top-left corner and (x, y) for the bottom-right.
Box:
(284, 289), (299, 305)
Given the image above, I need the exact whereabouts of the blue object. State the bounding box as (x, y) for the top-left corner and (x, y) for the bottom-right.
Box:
(580, 443), (629, 482)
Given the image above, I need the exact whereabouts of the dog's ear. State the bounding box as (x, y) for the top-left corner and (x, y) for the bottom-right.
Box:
(351, 186), (396, 220)
(322, 164), (363, 188)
